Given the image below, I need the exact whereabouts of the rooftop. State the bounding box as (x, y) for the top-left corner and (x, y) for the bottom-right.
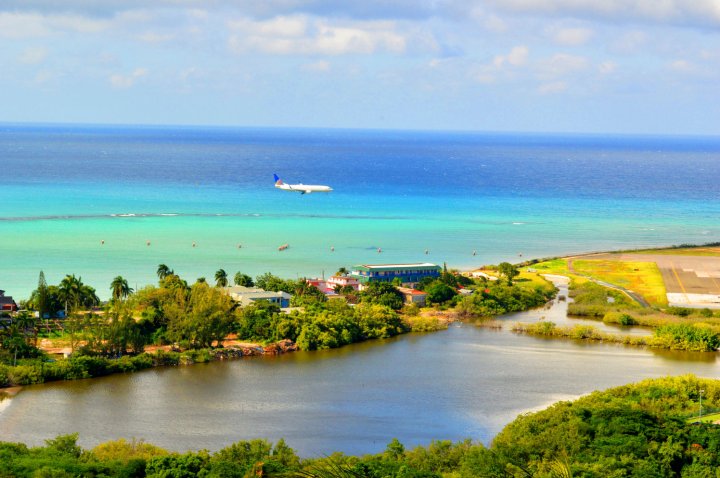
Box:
(397, 287), (427, 296)
(353, 263), (439, 270)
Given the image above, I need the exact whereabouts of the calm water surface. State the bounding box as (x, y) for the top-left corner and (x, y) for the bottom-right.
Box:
(1, 295), (716, 456)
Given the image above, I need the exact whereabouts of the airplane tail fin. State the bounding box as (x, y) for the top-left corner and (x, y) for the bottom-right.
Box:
(273, 174), (283, 185)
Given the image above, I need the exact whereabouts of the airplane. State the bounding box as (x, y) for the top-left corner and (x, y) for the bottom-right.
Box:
(273, 174), (333, 194)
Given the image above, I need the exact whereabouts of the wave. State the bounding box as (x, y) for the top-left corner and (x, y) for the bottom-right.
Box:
(0, 212), (412, 222)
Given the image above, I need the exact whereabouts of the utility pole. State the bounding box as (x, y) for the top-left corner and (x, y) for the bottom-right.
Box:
(699, 389), (704, 419)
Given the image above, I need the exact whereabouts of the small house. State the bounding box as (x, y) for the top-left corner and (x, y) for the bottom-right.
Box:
(223, 286), (292, 308)
(0, 290), (18, 314)
(396, 287), (428, 307)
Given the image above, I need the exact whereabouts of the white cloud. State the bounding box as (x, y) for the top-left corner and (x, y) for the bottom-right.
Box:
(227, 15), (410, 56)
(0, 11), (109, 38)
(109, 68), (147, 88)
(598, 60), (617, 74)
(669, 59), (695, 73)
(550, 27), (593, 46)
(537, 53), (589, 79)
(537, 81), (567, 94)
(612, 30), (647, 54)
(483, 0), (720, 28)
(138, 31), (175, 43)
(471, 45), (528, 84)
(507, 45), (529, 66)
(302, 60), (331, 72)
(19, 46), (48, 64)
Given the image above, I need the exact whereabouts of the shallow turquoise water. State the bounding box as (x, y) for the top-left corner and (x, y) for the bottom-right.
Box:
(2, 125), (719, 299)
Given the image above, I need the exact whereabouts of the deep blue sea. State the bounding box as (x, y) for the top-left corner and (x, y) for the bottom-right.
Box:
(1, 124), (719, 299)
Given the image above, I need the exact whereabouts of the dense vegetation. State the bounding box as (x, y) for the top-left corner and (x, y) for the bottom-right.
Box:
(521, 280), (720, 352)
(512, 321), (720, 351)
(2, 375), (719, 477)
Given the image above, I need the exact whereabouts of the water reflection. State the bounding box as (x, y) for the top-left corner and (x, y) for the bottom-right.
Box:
(0, 286), (718, 456)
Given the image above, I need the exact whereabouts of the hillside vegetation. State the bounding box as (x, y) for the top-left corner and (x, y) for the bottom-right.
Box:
(2, 375), (719, 477)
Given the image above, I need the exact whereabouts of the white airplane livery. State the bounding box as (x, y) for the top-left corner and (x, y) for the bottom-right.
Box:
(273, 174), (333, 194)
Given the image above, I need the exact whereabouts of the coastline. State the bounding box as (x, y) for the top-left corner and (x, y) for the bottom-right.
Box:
(0, 339), (300, 393)
(4, 242), (720, 395)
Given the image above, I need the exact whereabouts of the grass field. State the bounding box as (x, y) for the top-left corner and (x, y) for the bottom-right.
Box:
(630, 247), (720, 257)
(474, 269), (558, 293)
(572, 259), (668, 307)
(686, 411), (720, 424)
(527, 259), (572, 277)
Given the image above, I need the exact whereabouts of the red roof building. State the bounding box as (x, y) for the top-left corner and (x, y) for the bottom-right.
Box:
(0, 290), (18, 313)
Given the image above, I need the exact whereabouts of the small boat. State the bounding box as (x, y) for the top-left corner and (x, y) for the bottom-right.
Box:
(278, 244), (289, 251)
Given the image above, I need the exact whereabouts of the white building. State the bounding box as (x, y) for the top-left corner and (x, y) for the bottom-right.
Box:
(223, 286), (292, 307)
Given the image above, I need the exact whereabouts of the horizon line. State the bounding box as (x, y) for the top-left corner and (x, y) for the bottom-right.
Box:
(2, 120), (719, 140)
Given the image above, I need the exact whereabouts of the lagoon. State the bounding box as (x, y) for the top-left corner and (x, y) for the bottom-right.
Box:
(1, 292), (717, 456)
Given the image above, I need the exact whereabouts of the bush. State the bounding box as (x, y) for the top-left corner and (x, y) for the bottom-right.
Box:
(0, 364), (10, 387)
(652, 323), (720, 352)
(603, 311), (637, 326)
(152, 350), (180, 366)
(8, 365), (43, 386)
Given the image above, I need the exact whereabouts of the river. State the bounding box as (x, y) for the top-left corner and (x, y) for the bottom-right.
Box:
(0, 285), (718, 457)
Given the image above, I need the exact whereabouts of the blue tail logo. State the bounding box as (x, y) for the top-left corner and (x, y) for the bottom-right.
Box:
(273, 174), (282, 185)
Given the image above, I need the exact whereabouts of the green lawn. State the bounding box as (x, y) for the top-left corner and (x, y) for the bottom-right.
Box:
(631, 246), (720, 256)
(572, 259), (668, 307)
(686, 411), (720, 424)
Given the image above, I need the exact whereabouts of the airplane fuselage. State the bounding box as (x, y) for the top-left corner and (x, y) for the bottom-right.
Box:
(275, 183), (333, 194)
(274, 174), (332, 194)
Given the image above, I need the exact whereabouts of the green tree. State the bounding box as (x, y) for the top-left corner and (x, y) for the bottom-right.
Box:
(157, 264), (172, 281)
(360, 282), (404, 310)
(233, 271), (254, 287)
(291, 281), (327, 307)
(497, 262), (519, 285)
(425, 281), (457, 305)
(255, 273), (293, 293)
(36, 270), (49, 319)
(164, 282), (235, 348)
(110, 275), (134, 302)
(215, 269), (228, 288)
(58, 274), (99, 314)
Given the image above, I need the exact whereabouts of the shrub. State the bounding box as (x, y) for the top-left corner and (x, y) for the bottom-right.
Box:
(8, 365), (43, 386)
(0, 364), (10, 387)
(603, 311), (637, 326)
(152, 350), (180, 366)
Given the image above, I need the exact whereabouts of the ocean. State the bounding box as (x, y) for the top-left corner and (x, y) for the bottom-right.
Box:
(1, 124), (719, 300)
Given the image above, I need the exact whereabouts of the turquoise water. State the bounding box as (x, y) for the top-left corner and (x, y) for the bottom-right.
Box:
(2, 124), (719, 299)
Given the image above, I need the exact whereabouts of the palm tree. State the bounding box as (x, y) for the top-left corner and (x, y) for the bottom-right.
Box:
(58, 274), (82, 315)
(157, 264), (172, 281)
(110, 276), (133, 302)
(58, 274), (99, 313)
(215, 269), (228, 288)
(234, 271), (254, 287)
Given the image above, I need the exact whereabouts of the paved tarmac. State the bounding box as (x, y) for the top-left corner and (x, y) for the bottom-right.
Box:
(586, 251), (720, 308)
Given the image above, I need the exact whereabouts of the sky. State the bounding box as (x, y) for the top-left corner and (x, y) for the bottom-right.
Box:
(1, 0), (719, 135)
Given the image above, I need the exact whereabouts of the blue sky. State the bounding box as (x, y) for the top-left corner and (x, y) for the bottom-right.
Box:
(1, 0), (719, 134)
